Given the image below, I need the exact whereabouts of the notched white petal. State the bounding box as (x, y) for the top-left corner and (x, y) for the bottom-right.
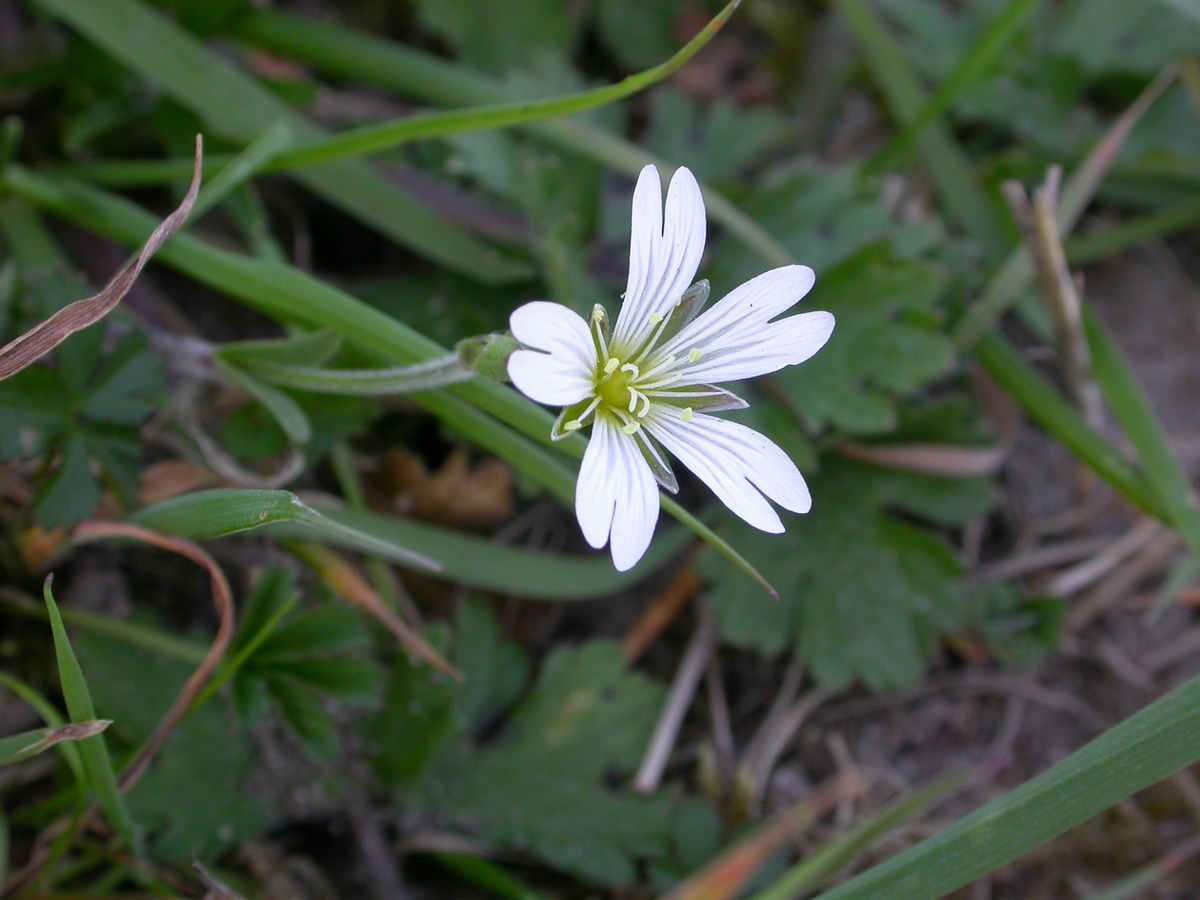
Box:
(613, 166), (707, 351)
(575, 416), (660, 571)
(507, 349), (592, 406)
(646, 406), (811, 534)
(509, 301), (596, 373)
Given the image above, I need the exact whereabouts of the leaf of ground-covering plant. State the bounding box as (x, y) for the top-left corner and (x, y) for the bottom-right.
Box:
(701, 459), (995, 689)
(709, 159), (946, 289)
(387, 603), (673, 886)
(774, 248), (955, 436)
(414, 0), (578, 74)
(594, 0), (687, 70)
(643, 87), (786, 183)
(0, 259), (164, 527)
(231, 577), (385, 758)
(1054, 0), (1200, 77)
(73, 630), (276, 861)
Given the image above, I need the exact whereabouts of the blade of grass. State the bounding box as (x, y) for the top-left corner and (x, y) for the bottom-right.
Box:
(0, 722), (112, 768)
(64, 1), (741, 180)
(809, 668), (1200, 900)
(974, 333), (1163, 517)
(1064, 196), (1200, 267)
(28, 0), (530, 283)
(2, 166), (775, 593)
(41, 579), (138, 851)
(432, 853), (547, 900)
(233, 8), (794, 269)
(1084, 308), (1200, 559)
(188, 118), (294, 222)
(748, 770), (973, 900)
(1087, 834), (1200, 900)
(868, 0), (1043, 174)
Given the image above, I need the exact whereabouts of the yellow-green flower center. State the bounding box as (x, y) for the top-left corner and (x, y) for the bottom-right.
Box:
(596, 362), (637, 412)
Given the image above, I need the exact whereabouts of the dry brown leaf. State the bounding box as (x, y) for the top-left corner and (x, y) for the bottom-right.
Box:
(0, 135), (203, 381)
(386, 447), (514, 530)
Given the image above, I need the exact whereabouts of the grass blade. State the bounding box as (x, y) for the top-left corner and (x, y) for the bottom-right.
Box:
(234, 8), (795, 269)
(1084, 309), (1200, 558)
(28, 0), (530, 283)
(42, 579), (138, 851)
(810, 669), (1200, 900)
(748, 770), (972, 900)
(0, 672), (85, 783)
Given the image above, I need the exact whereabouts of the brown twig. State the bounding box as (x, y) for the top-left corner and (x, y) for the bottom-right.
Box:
(0, 136), (203, 381)
(72, 521), (235, 793)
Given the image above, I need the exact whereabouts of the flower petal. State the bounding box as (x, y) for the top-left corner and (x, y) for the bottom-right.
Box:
(659, 266), (832, 383)
(575, 414), (660, 571)
(509, 301), (596, 373)
(646, 406), (811, 533)
(507, 349), (593, 406)
(613, 166), (706, 352)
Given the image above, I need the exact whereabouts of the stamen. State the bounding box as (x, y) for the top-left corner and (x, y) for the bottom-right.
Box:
(604, 357), (620, 374)
(638, 354), (677, 382)
(648, 312), (664, 324)
(688, 347), (702, 363)
(637, 373), (685, 391)
(563, 419), (583, 431)
(573, 395), (602, 424)
(622, 421), (641, 435)
(681, 407), (694, 423)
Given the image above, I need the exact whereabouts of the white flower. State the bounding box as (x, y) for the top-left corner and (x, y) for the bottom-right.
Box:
(507, 165), (834, 571)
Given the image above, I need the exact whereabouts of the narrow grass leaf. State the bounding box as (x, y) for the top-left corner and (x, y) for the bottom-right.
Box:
(28, 0), (530, 283)
(1084, 309), (1200, 559)
(0, 721), (112, 768)
(42, 579), (138, 850)
(749, 770), (972, 900)
(189, 119), (294, 222)
(810, 669), (1200, 900)
(129, 488), (441, 573)
(974, 333), (1164, 518)
(234, 8), (795, 269)
(1087, 834), (1200, 900)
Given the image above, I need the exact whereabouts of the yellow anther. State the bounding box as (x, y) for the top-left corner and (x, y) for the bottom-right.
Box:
(648, 312), (664, 324)
(681, 407), (694, 423)
(688, 348), (702, 363)
(622, 421), (642, 435)
(563, 419), (583, 432)
(604, 357), (620, 374)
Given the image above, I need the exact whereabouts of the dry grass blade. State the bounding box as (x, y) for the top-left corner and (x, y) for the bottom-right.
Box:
(0, 135), (202, 380)
(71, 519), (234, 793)
(289, 540), (461, 680)
(837, 441), (1010, 477)
(658, 774), (866, 900)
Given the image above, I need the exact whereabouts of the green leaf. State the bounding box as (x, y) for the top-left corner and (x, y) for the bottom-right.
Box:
(43, 580), (138, 850)
(410, 639), (674, 886)
(33, 431), (103, 530)
(414, 0), (577, 74)
(811, 666), (1200, 900)
(702, 459), (994, 689)
(73, 630), (276, 861)
(1057, 0), (1200, 76)
(773, 248), (955, 436)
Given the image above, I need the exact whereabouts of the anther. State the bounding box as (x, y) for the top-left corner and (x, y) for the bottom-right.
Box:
(688, 348), (702, 363)
(563, 419), (583, 432)
(622, 421), (641, 435)
(604, 357), (620, 374)
(681, 407), (694, 423)
(648, 313), (664, 324)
